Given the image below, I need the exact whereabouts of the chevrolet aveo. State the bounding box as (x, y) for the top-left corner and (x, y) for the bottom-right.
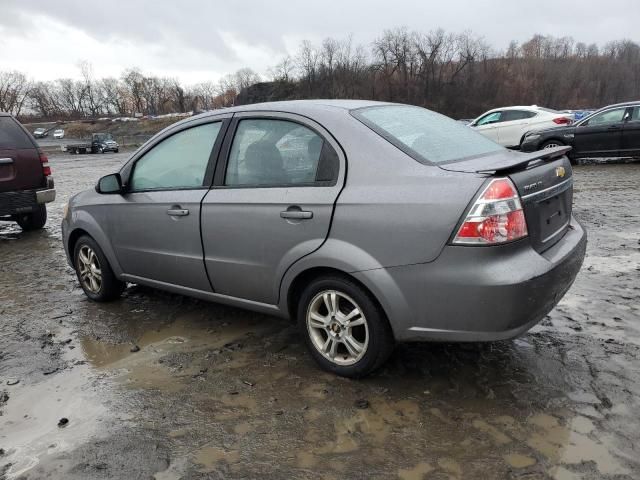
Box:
(62, 100), (587, 377)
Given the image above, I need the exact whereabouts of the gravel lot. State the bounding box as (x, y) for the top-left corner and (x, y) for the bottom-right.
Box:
(0, 152), (639, 480)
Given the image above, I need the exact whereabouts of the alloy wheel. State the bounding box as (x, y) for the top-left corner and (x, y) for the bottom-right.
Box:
(77, 245), (102, 294)
(543, 142), (561, 149)
(306, 290), (369, 366)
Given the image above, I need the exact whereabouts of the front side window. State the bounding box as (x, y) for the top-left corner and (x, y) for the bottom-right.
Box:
(353, 105), (503, 164)
(130, 122), (221, 191)
(225, 119), (327, 186)
(476, 111), (503, 126)
(586, 108), (627, 126)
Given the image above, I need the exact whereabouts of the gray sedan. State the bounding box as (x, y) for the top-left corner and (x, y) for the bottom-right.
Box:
(62, 100), (586, 377)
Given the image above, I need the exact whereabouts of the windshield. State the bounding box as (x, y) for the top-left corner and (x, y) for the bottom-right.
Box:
(352, 105), (503, 164)
(95, 133), (113, 142)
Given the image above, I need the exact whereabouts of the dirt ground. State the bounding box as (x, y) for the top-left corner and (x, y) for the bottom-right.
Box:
(0, 152), (638, 480)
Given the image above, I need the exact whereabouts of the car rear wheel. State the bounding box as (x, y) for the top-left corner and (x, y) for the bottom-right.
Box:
(541, 140), (564, 149)
(74, 235), (124, 302)
(297, 275), (394, 378)
(16, 205), (47, 231)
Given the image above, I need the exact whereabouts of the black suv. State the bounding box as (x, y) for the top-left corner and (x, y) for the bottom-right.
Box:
(0, 113), (56, 230)
(521, 101), (640, 161)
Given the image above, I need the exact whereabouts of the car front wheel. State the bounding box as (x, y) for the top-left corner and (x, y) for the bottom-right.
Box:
(297, 275), (394, 378)
(74, 235), (124, 301)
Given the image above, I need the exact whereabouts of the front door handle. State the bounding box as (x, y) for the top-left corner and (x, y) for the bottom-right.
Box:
(167, 208), (189, 217)
(280, 209), (313, 220)
(608, 125), (621, 130)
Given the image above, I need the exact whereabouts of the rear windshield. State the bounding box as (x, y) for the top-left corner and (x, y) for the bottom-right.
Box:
(0, 117), (34, 149)
(352, 105), (503, 164)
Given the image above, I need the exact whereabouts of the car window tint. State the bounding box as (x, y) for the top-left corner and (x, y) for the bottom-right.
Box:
(353, 105), (503, 164)
(502, 110), (536, 121)
(0, 117), (34, 148)
(130, 122), (221, 191)
(630, 107), (640, 121)
(225, 119), (324, 186)
(588, 108), (626, 125)
(476, 111), (502, 126)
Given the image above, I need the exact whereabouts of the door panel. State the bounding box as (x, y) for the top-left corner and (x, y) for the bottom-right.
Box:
(498, 110), (533, 147)
(472, 111), (502, 143)
(108, 119), (228, 290)
(201, 113), (344, 305)
(202, 187), (337, 303)
(573, 108), (626, 156)
(109, 190), (211, 290)
(498, 120), (526, 147)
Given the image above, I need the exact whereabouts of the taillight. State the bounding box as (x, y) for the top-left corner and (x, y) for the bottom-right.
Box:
(453, 178), (528, 245)
(39, 151), (51, 176)
(553, 117), (572, 125)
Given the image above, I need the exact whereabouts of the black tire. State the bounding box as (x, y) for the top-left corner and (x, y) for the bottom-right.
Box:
(297, 275), (395, 378)
(114, 149), (119, 153)
(540, 139), (564, 150)
(16, 204), (47, 231)
(98, 146), (104, 154)
(73, 235), (124, 302)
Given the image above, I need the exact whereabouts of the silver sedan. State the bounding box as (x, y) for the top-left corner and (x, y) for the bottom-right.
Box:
(62, 100), (586, 377)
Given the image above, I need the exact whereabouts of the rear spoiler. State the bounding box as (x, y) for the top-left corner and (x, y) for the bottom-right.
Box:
(439, 146), (572, 174)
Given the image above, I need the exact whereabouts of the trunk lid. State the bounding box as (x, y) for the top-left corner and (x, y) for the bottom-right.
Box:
(441, 146), (574, 253)
(0, 117), (44, 193)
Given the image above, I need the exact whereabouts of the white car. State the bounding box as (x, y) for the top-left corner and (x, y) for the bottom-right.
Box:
(53, 129), (65, 139)
(470, 106), (572, 148)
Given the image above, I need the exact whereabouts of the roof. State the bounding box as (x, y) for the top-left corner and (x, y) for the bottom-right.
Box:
(193, 99), (394, 121)
(594, 100), (640, 110)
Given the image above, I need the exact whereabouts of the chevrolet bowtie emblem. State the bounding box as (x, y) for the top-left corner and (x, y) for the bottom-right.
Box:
(556, 166), (566, 178)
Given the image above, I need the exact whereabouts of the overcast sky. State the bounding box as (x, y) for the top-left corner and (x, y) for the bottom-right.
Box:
(1, 0), (638, 84)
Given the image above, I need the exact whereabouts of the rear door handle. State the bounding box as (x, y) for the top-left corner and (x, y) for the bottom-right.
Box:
(0, 158), (14, 165)
(280, 209), (313, 220)
(167, 208), (189, 217)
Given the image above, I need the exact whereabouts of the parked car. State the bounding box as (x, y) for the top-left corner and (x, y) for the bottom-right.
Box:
(62, 100), (586, 377)
(33, 127), (48, 138)
(521, 101), (640, 161)
(1, 113), (56, 230)
(470, 106), (572, 148)
(64, 133), (119, 154)
(53, 129), (65, 139)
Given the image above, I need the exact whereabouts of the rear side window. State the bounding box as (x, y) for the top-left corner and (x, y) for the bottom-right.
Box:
(353, 106), (503, 164)
(225, 119), (336, 187)
(0, 117), (34, 149)
(502, 110), (537, 121)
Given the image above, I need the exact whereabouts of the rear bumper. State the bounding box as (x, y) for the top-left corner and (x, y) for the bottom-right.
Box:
(0, 179), (56, 216)
(354, 216), (587, 342)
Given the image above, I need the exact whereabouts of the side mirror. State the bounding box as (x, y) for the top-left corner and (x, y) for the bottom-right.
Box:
(96, 173), (123, 194)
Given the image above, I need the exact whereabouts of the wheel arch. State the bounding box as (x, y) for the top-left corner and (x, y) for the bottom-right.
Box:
(285, 266), (388, 326)
(65, 214), (124, 277)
